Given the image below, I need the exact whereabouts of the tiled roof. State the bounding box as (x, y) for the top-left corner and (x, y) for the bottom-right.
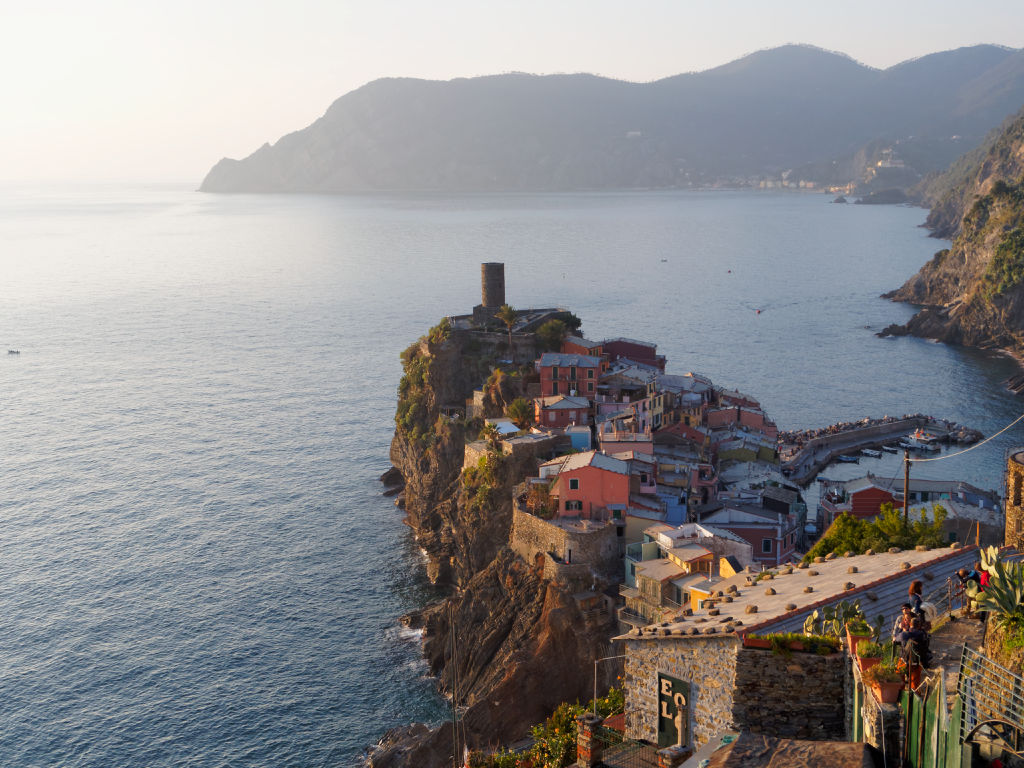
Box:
(540, 450), (630, 475)
(616, 544), (980, 642)
(536, 395), (590, 409)
(564, 335), (602, 349)
(538, 352), (603, 367)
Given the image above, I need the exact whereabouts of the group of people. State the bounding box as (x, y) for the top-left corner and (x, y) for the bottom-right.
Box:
(891, 580), (932, 688)
(954, 564), (992, 628)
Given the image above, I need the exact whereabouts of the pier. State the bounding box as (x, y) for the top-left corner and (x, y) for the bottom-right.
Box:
(780, 416), (976, 486)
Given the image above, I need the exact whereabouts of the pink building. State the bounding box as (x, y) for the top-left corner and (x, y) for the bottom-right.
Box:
(699, 502), (799, 565)
(537, 352), (603, 397)
(602, 338), (666, 372)
(539, 451), (630, 518)
(534, 395), (591, 429)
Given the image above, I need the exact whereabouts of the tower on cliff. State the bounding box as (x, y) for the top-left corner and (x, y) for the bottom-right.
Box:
(473, 262), (505, 324)
(1006, 451), (1024, 549)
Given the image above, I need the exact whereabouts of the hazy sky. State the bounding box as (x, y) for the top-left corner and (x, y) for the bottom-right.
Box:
(3, 0), (1024, 184)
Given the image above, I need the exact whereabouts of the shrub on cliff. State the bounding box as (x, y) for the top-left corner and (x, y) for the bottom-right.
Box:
(396, 343), (435, 447)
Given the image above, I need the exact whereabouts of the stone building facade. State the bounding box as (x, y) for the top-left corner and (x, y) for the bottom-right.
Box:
(509, 505), (623, 589)
(621, 634), (848, 751)
(622, 634), (739, 749)
(1006, 450), (1024, 551)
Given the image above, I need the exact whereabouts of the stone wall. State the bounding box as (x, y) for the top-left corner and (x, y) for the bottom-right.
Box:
(622, 635), (739, 749)
(1006, 450), (1024, 552)
(509, 506), (621, 587)
(731, 647), (847, 740)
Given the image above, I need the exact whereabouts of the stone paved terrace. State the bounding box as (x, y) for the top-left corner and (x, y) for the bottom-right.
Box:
(927, 613), (985, 707)
(615, 544), (979, 641)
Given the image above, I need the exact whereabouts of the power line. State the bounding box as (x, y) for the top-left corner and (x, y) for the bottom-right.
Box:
(908, 413), (1024, 464)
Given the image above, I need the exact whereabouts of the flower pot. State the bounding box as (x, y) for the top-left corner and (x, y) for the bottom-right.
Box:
(858, 656), (880, 673)
(869, 679), (903, 704)
(743, 637), (771, 649)
(846, 626), (871, 658)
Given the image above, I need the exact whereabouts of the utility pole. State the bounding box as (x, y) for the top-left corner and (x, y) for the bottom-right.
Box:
(903, 450), (910, 528)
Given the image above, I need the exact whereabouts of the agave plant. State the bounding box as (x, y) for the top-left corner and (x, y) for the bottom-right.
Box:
(974, 550), (1024, 633)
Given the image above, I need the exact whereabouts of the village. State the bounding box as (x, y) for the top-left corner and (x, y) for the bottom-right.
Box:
(407, 264), (1024, 768)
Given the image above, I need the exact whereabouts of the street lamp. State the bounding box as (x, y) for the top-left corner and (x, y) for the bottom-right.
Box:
(593, 653), (628, 717)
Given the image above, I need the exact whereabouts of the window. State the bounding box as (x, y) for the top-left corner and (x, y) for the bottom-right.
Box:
(761, 538), (772, 553)
(569, 478), (579, 490)
(565, 499), (583, 511)
(551, 366), (559, 379)
(551, 381), (559, 395)
(549, 412), (556, 422)
(640, 473), (649, 484)
(569, 366), (577, 380)
(568, 411), (576, 420)
(587, 382), (594, 393)
(587, 369), (594, 379)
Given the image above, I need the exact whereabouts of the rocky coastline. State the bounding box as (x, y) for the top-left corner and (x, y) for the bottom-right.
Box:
(879, 106), (1024, 372)
(365, 327), (619, 768)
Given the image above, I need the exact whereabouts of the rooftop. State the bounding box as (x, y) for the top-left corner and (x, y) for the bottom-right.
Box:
(635, 558), (686, 582)
(616, 544), (979, 641)
(536, 395), (591, 409)
(564, 335), (603, 350)
(538, 352), (603, 368)
(540, 450), (630, 475)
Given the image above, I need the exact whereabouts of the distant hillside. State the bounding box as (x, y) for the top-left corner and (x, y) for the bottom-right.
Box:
(883, 108), (1024, 354)
(201, 44), (1024, 194)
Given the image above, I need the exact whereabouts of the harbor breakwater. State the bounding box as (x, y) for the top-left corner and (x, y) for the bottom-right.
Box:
(781, 416), (981, 485)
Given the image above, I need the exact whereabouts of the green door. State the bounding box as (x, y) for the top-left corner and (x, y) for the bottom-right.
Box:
(657, 673), (691, 748)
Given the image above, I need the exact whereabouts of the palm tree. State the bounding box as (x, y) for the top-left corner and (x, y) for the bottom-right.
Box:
(497, 304), (517, 354)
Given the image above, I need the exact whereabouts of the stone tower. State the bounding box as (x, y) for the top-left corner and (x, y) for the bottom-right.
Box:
(1006, 450), (1024, 549)
(481, 262), (505, 308)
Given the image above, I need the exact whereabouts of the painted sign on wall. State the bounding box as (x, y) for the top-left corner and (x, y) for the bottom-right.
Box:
(657, 673), (690, 748)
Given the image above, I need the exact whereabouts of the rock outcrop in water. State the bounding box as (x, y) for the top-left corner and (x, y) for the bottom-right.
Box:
(882, 106), (1024, 357)
(369, 325), (616, 767)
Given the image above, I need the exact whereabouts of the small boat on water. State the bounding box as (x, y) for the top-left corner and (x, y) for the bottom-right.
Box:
(903, 428), (942, 452)
(837, 454), (859, 463)
(7, 350), (19, 355)
(881, 445), (899, 454)
(861, 448), (882, 459)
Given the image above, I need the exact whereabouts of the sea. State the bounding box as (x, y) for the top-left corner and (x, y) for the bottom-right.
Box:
(2, 183), (1022, 767)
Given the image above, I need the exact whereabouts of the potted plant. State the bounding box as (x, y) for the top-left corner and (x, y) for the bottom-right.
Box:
(846, 617), (871, 657)
(742, 634), (771, 650)
(856, 641), (883, 672)
(862, 662), (904, 704)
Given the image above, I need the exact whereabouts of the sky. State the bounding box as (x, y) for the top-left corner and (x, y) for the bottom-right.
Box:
(2, 0), (1024, 184)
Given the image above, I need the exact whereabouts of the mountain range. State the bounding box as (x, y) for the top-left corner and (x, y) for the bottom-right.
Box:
(201, 44), (1024, 194)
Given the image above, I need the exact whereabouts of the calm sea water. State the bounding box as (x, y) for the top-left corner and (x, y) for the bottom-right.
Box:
(1, 183), (1021, 766)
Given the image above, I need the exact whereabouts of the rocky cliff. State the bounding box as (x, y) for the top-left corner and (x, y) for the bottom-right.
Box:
(882, 107), (1024, 354)
(371, 323), (616, 767)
